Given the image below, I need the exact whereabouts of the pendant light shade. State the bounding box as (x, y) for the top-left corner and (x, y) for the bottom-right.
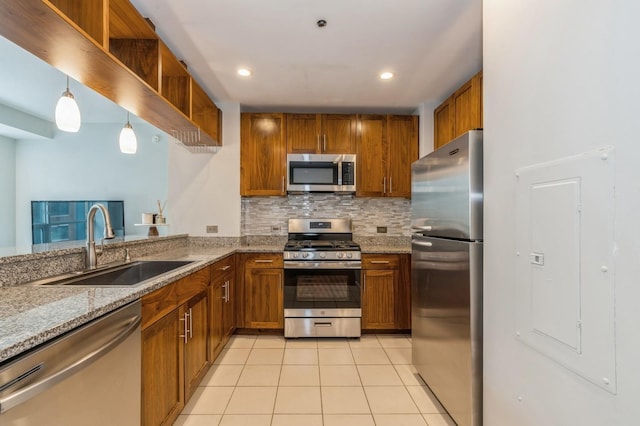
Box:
(119, 112), (137, 154)
(55, 76), (81, 132)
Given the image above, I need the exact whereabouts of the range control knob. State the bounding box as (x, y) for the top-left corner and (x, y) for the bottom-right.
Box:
(319, 252), (326, 258)
(293, 252), (299, 259)
(337, 252), (344, 259)
(347, 252), (353, 259)
(302, 252), (309, 259)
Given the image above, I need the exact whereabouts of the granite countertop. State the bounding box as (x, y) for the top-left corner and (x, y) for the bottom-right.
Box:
(0, 240), (408, 363)
(0, 247), (236, 363)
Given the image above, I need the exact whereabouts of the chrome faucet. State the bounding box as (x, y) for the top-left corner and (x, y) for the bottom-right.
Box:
(86, 203), (115, 269)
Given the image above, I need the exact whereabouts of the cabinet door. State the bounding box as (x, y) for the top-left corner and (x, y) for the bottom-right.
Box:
(453, 73), (482, 138)
(223, 272), (235, 339)
(209, 278), (225, 361)
(387, 115), (418, 198)
(287, 113), (320, 153)
(240, 113), (286, 196)
(142, 308), (184, 426)
(434, 96), (454, 149)
(245, 268), (284, 329)
(362, 269), (397, 329)
(356, 114), (387, 196)
(322, 114), (356, 153)
(184, 291), (209, 401)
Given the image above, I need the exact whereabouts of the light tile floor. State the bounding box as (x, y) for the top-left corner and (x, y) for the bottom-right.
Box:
(174, 334), (456, 426)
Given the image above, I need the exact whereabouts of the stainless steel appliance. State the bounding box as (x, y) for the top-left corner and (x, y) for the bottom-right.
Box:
(283, 218), (362, 337)
(0, 301), (141, 425)
(286, 154), (356, 193)
(411, 130), (483, 426)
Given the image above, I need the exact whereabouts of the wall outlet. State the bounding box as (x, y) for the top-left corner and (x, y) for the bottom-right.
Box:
(206, 225), (219, 233)
(376, 226), (388, 234)
(271, 225), (281, 233)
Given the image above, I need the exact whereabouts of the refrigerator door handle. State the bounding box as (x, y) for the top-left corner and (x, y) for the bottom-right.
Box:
(411, 225), (432, 232)
(412, 240), (433, 248)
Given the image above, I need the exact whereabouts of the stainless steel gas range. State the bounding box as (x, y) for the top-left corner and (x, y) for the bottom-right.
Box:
(283, 218), (362, 338)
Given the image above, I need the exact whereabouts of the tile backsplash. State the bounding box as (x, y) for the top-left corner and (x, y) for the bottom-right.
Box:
(241, 195), (411, 236)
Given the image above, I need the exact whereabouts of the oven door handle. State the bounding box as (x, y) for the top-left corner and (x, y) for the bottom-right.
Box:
(284, 261), (362, 270)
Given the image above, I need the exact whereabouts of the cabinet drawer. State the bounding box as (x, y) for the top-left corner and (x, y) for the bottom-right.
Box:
(211, 255), (235, 284)
(362, 254), (400, 269)
(243, 253), (283, 268)
(142, 267), (210, 329)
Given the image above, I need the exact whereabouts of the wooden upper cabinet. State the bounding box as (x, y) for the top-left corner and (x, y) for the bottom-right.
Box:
(434, 96), (454, 150)
(240, 113), (286, 196)
(286, 114), (319, 153)
(286, 114), (356, 154)
(356, 114), (387, 197)
(453, 71), (482, 138)
(387, 115), (419, 198)
(322, 114), (356, 153)
(356, 114), (418, 198)
(434, 70), (483, 149)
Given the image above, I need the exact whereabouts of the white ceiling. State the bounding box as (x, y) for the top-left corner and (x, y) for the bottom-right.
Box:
(131, 0), (483, 113)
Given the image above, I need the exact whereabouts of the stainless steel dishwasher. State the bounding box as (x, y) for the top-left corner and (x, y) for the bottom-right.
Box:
(0, 300), (141, 425)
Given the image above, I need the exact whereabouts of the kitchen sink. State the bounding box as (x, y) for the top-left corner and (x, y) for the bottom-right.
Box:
(35, 260), (194, 287)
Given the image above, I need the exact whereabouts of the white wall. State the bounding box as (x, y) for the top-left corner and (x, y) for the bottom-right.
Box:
(168, 102), (241, 237)
(0, 136), (16, 246)
(483, 1), (640, 425)
(15, 122), (168, 246)
(417, 100), (438, 158)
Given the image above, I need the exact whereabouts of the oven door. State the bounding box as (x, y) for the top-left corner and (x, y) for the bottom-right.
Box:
(283, 261), (361, 318)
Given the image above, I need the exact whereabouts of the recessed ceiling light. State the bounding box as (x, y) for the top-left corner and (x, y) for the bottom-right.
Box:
(379, 71), (394, 80)
(237, 68), (252, 77)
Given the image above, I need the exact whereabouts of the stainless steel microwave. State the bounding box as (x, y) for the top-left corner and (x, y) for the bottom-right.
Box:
(286, 154), (356, 193)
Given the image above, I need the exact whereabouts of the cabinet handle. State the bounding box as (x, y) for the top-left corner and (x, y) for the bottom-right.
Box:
(219, 265), (231, 271)
(362, 276), (366, 293)
(323, 134), (327, 152)
(383, 177), (386, 194)
(370, 260), (390, 264)
(223, 281), (230, 302)
(389, 177), (393, 194)
(179, 312), (189, 343)
(254, 259), (274, 263)
(281, 176), (285, 193)
(188, 308), (193, 339)
(227, 280), (230, 302)
(317, 135), (321, 152)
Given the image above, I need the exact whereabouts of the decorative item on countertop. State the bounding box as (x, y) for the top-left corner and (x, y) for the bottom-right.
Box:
(156, 200), (167, 224)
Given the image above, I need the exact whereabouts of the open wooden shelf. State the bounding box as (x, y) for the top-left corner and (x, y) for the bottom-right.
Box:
(160, 43), (190, 117)
(46, 0), (106, 46)
(191, 80), (222, 145)
(108, 0), (159, 91)
(0, 0), (221, 148)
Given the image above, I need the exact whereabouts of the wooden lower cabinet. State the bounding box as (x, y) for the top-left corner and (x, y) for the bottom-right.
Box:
(142, 308), (184, 426)
(242, 253), (284, 329)
(184, 291), (209, 401)
(209, 256), (236, 360)
(141, 268), (210, 426)
(361, 254), (411, 330)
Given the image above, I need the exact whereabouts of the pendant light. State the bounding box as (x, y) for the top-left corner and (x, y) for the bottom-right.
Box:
(119, 112), (137, 154)
(55, 75), (81, 132)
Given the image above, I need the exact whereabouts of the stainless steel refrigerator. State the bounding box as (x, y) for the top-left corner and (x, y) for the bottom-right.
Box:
(411, 130), (483, 426)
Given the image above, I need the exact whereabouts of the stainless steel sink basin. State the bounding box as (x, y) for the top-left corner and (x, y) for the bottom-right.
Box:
(34, 260), (194, 287)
